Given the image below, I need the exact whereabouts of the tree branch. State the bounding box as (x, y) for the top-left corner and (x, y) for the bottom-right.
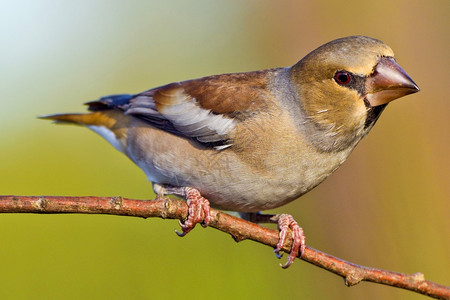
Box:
(0, 195), (448, 299)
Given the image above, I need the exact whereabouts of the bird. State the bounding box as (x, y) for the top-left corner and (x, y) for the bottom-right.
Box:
(41, 35), (419, 268)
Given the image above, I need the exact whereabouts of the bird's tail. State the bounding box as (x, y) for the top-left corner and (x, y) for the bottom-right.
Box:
(39, 113), (95, 125)
(38, 111), (124, 129)
(39, 93), (134, 128)
(39, 110), (131, 153)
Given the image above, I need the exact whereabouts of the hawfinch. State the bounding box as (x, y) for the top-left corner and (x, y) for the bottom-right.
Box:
(41, 36), (419, 268)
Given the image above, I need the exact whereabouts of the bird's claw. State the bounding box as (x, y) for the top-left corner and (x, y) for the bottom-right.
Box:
(273, 214), (305, 269)
(175, 187), (211, 237)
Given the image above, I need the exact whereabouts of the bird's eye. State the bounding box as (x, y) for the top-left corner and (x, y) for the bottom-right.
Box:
(334, 71), (352, 85)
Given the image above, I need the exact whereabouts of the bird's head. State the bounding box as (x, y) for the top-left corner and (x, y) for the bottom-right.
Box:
(289, 35), (419, 152)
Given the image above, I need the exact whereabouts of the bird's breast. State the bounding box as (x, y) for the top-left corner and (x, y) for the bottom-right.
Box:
(121, 112), (355, 212)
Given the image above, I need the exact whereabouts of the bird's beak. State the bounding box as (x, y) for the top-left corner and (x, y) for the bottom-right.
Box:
(365, 57), (420, 107)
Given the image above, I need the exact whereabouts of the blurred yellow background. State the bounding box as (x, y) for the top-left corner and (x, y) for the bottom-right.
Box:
(1, 0), (448, 299)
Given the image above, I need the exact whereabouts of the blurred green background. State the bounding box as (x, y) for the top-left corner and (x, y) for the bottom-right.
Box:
(1, 0), (449, 299)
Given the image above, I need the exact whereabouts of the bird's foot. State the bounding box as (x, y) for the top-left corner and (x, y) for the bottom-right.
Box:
(272, 214), (305, 268)
(241, 212), (305, 268)
(175, 187), (211, 237)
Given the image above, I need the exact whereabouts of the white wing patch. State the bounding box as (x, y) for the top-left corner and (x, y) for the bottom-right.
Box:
(158, 91), (236, 144)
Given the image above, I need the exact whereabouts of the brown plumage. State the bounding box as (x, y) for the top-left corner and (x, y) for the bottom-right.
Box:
(41, 36), (419, 267)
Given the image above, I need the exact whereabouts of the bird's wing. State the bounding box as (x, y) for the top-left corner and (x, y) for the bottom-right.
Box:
(86, 71), (272, 148)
